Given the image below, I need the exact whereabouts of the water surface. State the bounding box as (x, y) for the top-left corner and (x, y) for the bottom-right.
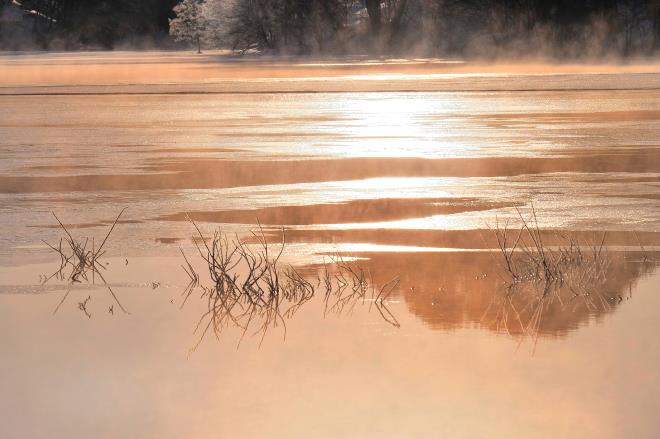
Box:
(1, 52), (659, 438)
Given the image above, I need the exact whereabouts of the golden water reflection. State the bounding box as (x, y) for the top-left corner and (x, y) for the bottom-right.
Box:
(0, 253), (659, 438)
(2, 53), (660, 438)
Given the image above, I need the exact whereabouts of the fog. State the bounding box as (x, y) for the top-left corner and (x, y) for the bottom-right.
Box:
(1, 6), (660, 438)
(1, 51), (659, 95)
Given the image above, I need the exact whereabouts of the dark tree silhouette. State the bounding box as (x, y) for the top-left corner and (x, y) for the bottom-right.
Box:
(1, 0), (658, 56)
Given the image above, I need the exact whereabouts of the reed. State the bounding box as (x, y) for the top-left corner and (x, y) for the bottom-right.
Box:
(43, 209), (130, 316)
(491, 205), (609, 287)
(181, 218), (400, 351)
(488, 205), (614, 352)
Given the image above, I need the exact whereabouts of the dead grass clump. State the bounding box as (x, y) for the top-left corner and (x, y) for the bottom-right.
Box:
(319, 256), (400, 328)
(491, 205), (609, 287)
(181, 218), (400, 351)
(487, 205), (617, 351)
(43, 209), (129, 316)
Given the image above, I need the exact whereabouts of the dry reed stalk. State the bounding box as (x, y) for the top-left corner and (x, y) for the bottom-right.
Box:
(181, 218), (400, 351)
(487, 205), (622, 351)
(43, 209), (130, 316)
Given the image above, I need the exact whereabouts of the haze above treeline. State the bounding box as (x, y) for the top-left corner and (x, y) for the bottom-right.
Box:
(1, 0), (659, 58)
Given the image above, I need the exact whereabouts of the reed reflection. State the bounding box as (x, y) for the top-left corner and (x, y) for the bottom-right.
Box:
(339, 250), (657, 339)
(41, 209), (130, 317)
(180, 221), (400, 351)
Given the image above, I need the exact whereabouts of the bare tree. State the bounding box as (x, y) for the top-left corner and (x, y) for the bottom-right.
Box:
(170, 0), (207, 53)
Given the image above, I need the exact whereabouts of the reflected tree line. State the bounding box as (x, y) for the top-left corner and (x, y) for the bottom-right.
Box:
(1, 0), (659, 56)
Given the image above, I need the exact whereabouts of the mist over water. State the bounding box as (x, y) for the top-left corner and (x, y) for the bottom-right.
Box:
(0, 51), (659, 438)
(3, 0), (659, 59)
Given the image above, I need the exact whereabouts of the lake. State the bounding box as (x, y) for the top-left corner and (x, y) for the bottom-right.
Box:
(1, 51), (659, 438)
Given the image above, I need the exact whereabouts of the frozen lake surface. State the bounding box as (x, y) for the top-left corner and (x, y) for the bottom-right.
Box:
(1, 52), (659, 438)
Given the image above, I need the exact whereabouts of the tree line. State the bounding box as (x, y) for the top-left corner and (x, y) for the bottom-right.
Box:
(0, 0), (179, 49)
(2, 0), (659, 56)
